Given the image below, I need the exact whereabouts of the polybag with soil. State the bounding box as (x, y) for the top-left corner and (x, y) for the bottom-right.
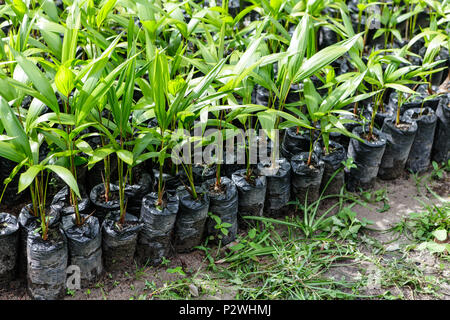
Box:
(257, 158), (291, 216)
(0, 213), (19, 285)
(403, 107), (438, 173)
(124, 171), (152, 217)
(203, 177), (238, 246)
(388, 91), (423, 115)
(291, 152), (325, 205)
(367, 102), (395, 129)
(18, 204), (61, 277)
(319, 141), (347, 195)
(153, 169), (187, 193)
(192, 164), (217, 184)
(102, 211), (142, 272)
(51, 185), (91, 217)
(89, 183), (123, 224)
(346, 126), (387, 191)
(174, 186), (209, 253)
(378, 117), (418, 180)
(231, 169), (267, 222)
(27, 228), (68, 300)
(432, 94), (450, 163)
(281, 127), (322, 161)
(137, 192), (179, 266)
(62, 214), (102, 286)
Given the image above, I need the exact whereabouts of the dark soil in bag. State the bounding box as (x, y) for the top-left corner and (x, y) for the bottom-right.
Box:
(51, 185), (91, 217)
(18, 204), (61, 277)
(62, 214), (102, 286)
(0, 213), (19, 285)
(231, 169), (267, 224)
(137, 192), (179, 266)
(26, 228), (68, 300)
(291, 152), (324, 205)
(404, 107), (438, 173)
(432, 95), (450, 163)
(174, 187), (209, 253)
(320, 141), (347, 196)
(346, 126), (387, 191)
(257, 158), (291, 216)
(378, 117), (418, 180)
(102, 212), (142, 272)
(89, 183), (122, 225)
(124, 171), (152, 217)
(203, 177), (238, 246)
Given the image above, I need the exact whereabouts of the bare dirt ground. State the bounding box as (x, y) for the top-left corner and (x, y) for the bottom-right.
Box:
(0, 169), (448, 300)
(323, 171), (450, 300)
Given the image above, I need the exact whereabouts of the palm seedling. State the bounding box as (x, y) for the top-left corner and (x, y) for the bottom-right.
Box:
(3, 3), (135, 228)
(135, 14), (230, 202)
(0, 96), (80, 240)
(289, 72), (369, 165)
(362, 46), (433, 139)
(254, 10), (364, 167)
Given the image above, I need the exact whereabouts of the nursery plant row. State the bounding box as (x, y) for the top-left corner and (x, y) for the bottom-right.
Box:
(0, 0), (449, 300)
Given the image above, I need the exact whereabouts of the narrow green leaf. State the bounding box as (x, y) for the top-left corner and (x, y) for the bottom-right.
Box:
(11, 49), (59, 112)
(117, 149), (133, 165)
(45, 165), (80, 198)
(97, 0), (118, 28)
(19, 165), (42, 193)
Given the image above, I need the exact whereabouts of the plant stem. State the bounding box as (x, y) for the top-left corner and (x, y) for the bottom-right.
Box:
(215, 110), (224, 189)
(118, 157), (125, 225)
(97, 106), (110, 201)
(307, 127), (315, 166)
(187, 164), (197, 200)
(64, 99), (81, 226)
(157, 138), (165, 206)
(396, 91), (402, 126)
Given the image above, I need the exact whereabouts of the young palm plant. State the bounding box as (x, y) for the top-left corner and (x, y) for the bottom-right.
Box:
(0, 95), (79, 299)
(0, 97), (80, 239)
